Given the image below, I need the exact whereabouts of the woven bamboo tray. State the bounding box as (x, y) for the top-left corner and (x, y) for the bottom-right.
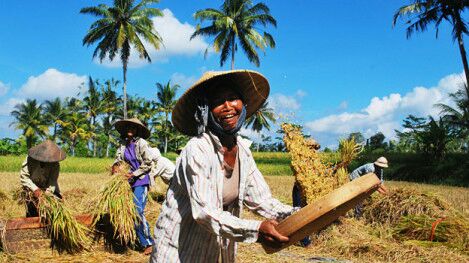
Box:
(263, 173), (381, 253)
(0, 214), (92, 253)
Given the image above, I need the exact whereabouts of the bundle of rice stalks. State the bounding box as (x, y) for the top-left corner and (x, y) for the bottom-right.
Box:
(362, 188), (452, 225)
(91, 163), (138, 245)
(38, 193), (92, 253)
(336, 137), (363, 170)
(282, 123), (336, 203)
(282, 123), (361, 204)
(393, 214), (469, 252)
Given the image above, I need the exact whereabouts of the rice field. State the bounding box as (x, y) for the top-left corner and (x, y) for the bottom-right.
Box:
(0, 155), (468, 262)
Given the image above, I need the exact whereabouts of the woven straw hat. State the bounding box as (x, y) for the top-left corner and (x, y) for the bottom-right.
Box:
(28, 140), (66, 162)
(114, 118), (151, 139)
(172, 70), (270, 136)
(374, 156), (389, 168)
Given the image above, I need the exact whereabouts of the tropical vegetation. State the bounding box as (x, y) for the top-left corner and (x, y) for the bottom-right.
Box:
(80, 0), (164, 119)
(191, 0), (277, 69)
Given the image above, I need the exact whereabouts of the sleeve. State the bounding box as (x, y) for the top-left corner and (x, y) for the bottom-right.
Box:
(132, 139), (153, 178)
(179, 144), (261, 243)
(46, 163), (60, 195)
(113, 145), (124, 166)
(20, 158), (39, 192)
(243, 156), (299, 221)
(152, 156), (175, 184)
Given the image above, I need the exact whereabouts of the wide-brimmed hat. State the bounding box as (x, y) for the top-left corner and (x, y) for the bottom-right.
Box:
(114, 118), (151, 139)
(374, 156), (389, 168)
(28, 140), (66, 162)
(172, 70), (270, 136)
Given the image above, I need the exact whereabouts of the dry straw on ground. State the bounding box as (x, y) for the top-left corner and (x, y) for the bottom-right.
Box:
(282, 122), (469, 258)
(91, 163), (138, 245)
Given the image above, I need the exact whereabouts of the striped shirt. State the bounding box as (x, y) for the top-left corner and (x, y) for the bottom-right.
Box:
(150, 132), (297, 263)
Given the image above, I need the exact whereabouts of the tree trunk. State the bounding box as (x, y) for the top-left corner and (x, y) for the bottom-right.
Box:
(454, 13), (469, 86)
(457, 32), (469, 87)
(106, 137), (110, 158)
(123, 62), (128, 119)
(71, 140), (76, 157)
(164, 111), (168, 153)
(26, 136), (32, 149)
(231, 34), (235, 70)
(92, 116), (97, 157)
(53, 123), (57, 141)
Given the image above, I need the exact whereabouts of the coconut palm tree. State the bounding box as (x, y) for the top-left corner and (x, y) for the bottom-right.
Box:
(393, 0), (469, 86)
(245, 101), (275, 132)
(436, 83), (469, 138)
(155, 80), (179, 153)
(191, 0), (277, 69)
(10, 99), (49, 149)
(44, 97), (67, 141)
(83, 77), (104, 157)
(80, 0), (163, 119)
(101, 78), (120, 157)
(57, 112), (94, 157)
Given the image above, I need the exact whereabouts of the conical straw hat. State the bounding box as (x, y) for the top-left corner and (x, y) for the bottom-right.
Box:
(114, 118), (151, 139)
(374, 156), (389, 168)
(28, 140), (66, 162)
(172, 70), (270, 136)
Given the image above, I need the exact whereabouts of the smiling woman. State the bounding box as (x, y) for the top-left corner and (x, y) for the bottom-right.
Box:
(150, 70), (299, 263)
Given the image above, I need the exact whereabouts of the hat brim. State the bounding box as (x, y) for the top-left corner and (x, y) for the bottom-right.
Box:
(374, 162), (388, 168)
(114, 120), (151, 139)
(28, 140), (66, 162)
(172, 70), (270, 136)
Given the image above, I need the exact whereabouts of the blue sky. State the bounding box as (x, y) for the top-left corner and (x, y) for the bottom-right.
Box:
(0, 0), (466, 148)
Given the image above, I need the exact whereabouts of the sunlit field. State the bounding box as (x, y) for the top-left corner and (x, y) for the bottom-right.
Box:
(1, 155), (468, 262)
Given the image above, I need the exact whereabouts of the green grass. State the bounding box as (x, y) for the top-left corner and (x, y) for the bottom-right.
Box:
(0, 152), (294, 176)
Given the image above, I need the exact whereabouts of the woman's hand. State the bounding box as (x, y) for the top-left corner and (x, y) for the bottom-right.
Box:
(33, 189), (42, 198)
(124, 173), (133, 179)
(258, 219), (289, 247)
(377, 184), (388, 195)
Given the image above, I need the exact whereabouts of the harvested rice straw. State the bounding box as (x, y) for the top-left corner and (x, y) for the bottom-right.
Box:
(92, 163), (138, 245)
(362, 188), (453, 225)
(393, 214), (469, 252)
(336, 137), (363, 170)
(282, 123), (361, 204)
(38, 193), (92, 253)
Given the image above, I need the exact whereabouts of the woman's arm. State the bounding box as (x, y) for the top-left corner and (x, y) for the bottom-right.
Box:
(131, 139), (153, 177)
(179, 143), (261, 243)
(243, 157), (299, 221)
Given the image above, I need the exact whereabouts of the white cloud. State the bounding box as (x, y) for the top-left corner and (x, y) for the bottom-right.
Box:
(0, 98), (24, 116)
(16, 68), (87, 100)
(98, 9), (209, 68)
(269, 93), (301, 111)
(0, 81), (10, 96)
(296, 89), (307, 98)
(305, 72), (465, 142)
(171, 72), (197, 89)
(338, 101), (348, 110)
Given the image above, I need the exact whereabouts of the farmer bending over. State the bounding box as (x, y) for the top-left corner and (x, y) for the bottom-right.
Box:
(20, 140), (66, 217)
(151, 70), (299, 263)
(112, 118), (175, 255)
(349, 156), (389, 218)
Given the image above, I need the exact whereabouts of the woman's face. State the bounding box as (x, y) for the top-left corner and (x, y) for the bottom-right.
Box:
(208, 87), (244, 131)
(126, 125), (137, 139)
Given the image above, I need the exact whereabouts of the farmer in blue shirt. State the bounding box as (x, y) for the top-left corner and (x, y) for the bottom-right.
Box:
(349, 156), (389, 218)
